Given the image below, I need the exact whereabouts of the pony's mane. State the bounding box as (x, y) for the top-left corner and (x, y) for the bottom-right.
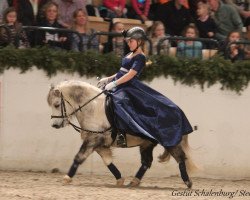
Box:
(56, 80), (101, 92)
(47, 80), (101, 106)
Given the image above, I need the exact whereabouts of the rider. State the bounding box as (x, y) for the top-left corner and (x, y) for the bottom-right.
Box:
(98, 27), (193, 147)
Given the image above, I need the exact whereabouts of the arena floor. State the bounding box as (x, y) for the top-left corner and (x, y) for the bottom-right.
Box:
(0, 170), (250, 200)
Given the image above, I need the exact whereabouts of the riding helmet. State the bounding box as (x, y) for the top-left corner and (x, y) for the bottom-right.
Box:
(123, 26), (147, 41)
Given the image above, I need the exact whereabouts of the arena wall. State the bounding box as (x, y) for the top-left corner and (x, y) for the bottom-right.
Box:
(0, 68), (249, 180)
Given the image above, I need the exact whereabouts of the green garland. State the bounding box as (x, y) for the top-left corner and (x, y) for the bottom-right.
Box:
(0, 46), (250, 93)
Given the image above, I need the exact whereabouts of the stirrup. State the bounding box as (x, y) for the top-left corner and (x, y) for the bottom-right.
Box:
(117, 134), (127, 147)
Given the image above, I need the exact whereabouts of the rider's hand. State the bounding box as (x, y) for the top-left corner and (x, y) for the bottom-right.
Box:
(97, 77), (110, 88)
(105, 81), (117, 91)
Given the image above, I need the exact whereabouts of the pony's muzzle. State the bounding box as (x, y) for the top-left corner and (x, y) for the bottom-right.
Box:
(52, 123), (62, 129)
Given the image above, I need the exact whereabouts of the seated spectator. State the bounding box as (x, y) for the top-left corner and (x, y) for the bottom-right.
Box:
(208, 0), (243, 41)
(155, 0), (193, 36)
(70, 8), (99, 52)
(102, 0), (127, 19)
(13, 0), (50, 26)
(177, 24), (202, 58)
(36, 2), (70, 50)
(221, 30), (245, 62)
(86, 0), (102, 17)
(0, 7), (29, 48)
(223, 0), (250, 19)
(0, 0), (9, 23)
(52, 0), (87, 28)
(103, 21), (128, 56)
(195, 1), (217, 48)
(195, 2), (217, 39)
(148, 21), (170, 55)
(127, 0), (151, 23)
(13, 0), (50, 46)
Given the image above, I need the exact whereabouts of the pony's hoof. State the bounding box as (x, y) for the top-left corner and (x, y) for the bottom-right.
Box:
(185, 180), (193, 189)
(128, 177), (140, 187)
(63, 175), (72, 185)
(116, 177), (125, 186)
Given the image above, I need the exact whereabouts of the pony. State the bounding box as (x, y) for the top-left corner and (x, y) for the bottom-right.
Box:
(47, 80), (195, 188)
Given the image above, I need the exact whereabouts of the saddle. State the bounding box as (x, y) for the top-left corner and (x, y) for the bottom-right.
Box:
(105, 94), (127, 147)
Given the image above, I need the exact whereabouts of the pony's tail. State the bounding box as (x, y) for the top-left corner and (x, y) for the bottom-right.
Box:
(158, 135), (198, 173)
(158, 149), (171, 163)
(180, 135), (198, 173)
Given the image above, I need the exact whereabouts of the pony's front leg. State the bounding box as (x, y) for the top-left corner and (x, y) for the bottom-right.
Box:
(95, 147), (125, 186)
(63, 140), (95, 184)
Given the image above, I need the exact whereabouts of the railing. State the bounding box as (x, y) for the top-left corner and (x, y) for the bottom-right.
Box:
(157, 36), (220, 58)
(88, 31), (153, 55)
(1, 25), (250, 60)
(21, 26), (84, 51)
(225, 40), (250, 61)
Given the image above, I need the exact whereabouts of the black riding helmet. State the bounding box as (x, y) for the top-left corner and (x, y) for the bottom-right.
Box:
(122, 26), (147, 52)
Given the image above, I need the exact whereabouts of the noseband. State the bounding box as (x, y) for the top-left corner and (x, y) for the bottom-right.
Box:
(51, 90), (111, 134)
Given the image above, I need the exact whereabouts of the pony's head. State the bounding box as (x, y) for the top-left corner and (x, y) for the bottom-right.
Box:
(47, 80), (103, 129)
(47, 84), (74, 129)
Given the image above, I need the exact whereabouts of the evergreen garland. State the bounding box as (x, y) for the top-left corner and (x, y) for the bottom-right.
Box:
(0, 46), (250, 93)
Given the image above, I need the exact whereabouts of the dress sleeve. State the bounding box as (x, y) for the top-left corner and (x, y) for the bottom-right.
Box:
(131, 54), (146, 72)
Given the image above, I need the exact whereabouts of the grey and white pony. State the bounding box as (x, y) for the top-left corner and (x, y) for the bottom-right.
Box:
(47, 80), (195, 188)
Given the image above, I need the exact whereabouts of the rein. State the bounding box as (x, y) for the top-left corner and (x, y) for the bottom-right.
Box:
(51, 90), (111, 134)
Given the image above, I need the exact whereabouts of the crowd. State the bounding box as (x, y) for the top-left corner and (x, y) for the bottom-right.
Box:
(0, 0), (250, 62)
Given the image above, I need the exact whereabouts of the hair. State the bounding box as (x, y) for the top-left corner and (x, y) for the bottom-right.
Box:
(111, 21), (124, 31)
(149, 21), (165, 38)
(182, 24), (199, 37)
(226, 30), (242, 41)
(2, 7), (22, 30)
(71, 8), (89, 32)
(41, 2), (59, 21)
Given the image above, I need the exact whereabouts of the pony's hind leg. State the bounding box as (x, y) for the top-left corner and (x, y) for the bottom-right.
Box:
(96, 147), (125, 186)
(129, 142), (157, 187)
(167, 145), (193, 188)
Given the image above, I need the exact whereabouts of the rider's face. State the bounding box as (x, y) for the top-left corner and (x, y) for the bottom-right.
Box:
(126, 38), (138, 51)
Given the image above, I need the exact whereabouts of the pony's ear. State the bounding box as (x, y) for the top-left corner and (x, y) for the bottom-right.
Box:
(50, 83), (55, 90)
(53, 89), (61, 97)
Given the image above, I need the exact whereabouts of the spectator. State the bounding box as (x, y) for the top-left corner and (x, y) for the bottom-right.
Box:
(13, 0), (50, 26)
(0, 0), (9, 23)
(127, 0), (151, 22)
(70, 8), (99, 51)
(223, 0), (250, 19)
(195, 2), (217, 39)
(86, 0), (101, 16)
(148, 21), (170, 55)
(208, 0), (243, 41)
(221, 30), (245, 62)
(53, 0), (87, 28)
(102, 0), (127, 19)
(13, 0), (50, 46)
(103, 21), (128, 56)
(36, 2), (70, 50)
(0, 7), (29, 48)
(177, 24), (202, 58)
(155, 0), (193, 36)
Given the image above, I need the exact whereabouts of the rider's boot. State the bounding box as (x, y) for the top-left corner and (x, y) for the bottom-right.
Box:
(117, 132), (127, 147)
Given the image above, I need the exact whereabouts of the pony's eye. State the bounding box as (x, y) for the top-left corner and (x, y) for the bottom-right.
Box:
(54, 104), (60, 108)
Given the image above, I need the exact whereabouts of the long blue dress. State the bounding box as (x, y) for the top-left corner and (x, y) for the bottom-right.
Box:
(110, 53), (193, 147)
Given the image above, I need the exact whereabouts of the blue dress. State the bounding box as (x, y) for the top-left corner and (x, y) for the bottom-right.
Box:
(110, 53), (193, 147)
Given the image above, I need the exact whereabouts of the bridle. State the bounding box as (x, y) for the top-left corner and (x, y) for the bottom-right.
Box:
(51, 90), (111, 134)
